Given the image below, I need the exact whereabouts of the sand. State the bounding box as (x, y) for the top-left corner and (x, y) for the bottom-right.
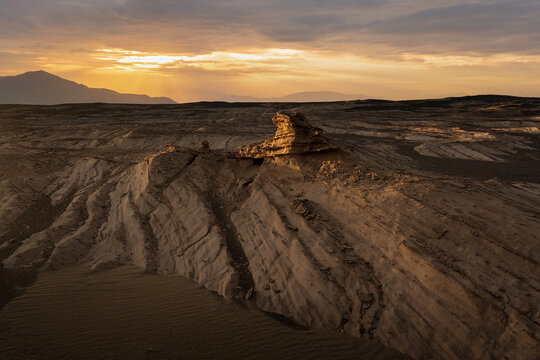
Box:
(0, 265), (406, 360)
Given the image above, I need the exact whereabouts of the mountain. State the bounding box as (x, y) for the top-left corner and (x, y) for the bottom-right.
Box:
(0, 71), (176, 105)
(226, 91), (367, 102)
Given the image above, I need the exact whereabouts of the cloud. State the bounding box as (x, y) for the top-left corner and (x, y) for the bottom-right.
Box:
(94, 48), (306, 73)
(0, 51), (42, 75)
(1, 0), (538, 55)
(366, 1), (540, 53)
(0, 0), (538, 100)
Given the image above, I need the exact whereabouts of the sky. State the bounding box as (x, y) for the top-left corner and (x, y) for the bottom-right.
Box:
(0, 0), (539, 101)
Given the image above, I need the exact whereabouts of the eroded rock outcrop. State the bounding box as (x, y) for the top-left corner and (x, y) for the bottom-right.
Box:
(238, 112), (334, 158)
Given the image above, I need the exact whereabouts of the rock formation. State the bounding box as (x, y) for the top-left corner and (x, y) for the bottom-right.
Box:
(238, 112), (334, 158)
(1, 100), (539, 360)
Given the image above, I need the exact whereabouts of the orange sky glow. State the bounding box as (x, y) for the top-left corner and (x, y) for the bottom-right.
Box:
(1, 0), (538, 101)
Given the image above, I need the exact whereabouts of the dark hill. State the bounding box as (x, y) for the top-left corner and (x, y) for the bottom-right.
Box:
(0, 71), (176, 105)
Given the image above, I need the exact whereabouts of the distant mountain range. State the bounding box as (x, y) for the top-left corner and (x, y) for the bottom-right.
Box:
(0, 71), (176, 105)
(226, 91), (367, 102)
(0, 70), (367, 105)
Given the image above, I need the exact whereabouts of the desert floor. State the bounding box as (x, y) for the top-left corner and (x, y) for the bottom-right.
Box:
(0, 96), (538, 359)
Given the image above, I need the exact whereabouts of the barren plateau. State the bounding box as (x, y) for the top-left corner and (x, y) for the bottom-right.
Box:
(0, 96), (539, 359)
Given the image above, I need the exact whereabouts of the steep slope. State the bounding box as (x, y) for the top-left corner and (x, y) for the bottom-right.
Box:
(0, 99), (539, 359)
(0, 71), (176, 104)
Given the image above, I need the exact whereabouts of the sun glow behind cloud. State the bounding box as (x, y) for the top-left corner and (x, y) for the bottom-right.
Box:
(26, 47), (528, 101)
(96, 48), (306, 71)
(3, 43), (538, 102)
(1, 0), (539, 101)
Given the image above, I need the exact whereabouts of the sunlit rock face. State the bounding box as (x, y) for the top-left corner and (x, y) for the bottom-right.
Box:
(238, 112), (334, 158)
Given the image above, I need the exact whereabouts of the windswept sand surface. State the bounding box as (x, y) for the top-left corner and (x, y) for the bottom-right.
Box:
(0, 96), (539, 359)
(0, 266), (405, 360)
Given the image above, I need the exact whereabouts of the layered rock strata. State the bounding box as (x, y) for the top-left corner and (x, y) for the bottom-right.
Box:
(238, 112), (334, 158)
